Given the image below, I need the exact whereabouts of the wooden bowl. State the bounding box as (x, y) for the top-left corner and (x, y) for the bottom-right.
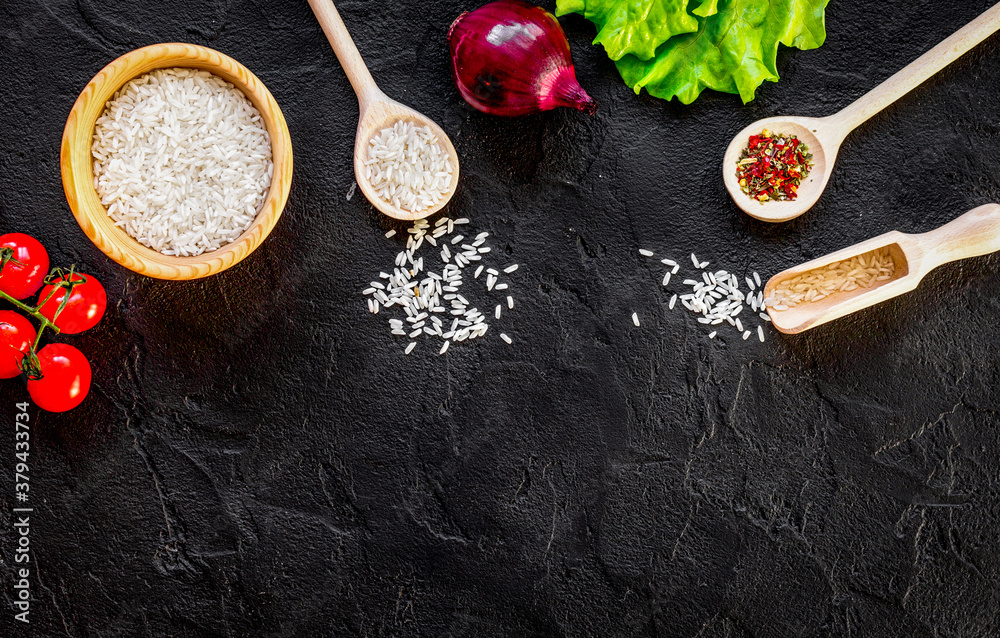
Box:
(61, 43), (293, 280)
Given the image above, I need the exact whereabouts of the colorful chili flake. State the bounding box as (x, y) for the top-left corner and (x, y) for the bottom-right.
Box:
(736, 129), (813, 203)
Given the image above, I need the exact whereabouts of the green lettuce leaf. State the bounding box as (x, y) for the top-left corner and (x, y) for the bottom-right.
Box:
(561, 0), (828, 104)
(691, 0), (719, 17)
(555, 0), (700, 61)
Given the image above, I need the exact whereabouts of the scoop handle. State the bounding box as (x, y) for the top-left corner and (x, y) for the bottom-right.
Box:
(307, 0), (380, 105)
(918, 204), (1000, 270)
(830, 3), (1000, 136)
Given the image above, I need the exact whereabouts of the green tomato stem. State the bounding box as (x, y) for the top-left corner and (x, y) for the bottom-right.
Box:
(0, 291), (37, 316)
(1, 267), (81, 381)
(36, 282), (63, 311)
(31, 323), (47, 351)
(0, 288), (62, 367)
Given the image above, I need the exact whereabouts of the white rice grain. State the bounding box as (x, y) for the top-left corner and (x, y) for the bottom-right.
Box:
(92, 68), (273, 257)
(366, 120), (453, 214)
(770, 248), (896, 310)
(366, 217), (521, 355)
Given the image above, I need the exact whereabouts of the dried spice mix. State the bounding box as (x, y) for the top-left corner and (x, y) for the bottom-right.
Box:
(736, 129), (813, 202)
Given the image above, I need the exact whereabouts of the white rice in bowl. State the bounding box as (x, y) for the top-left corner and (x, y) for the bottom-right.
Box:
(91, 67), (274, 257)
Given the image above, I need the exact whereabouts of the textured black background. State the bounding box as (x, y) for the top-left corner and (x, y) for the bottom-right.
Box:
(2, 0), (1000, 636)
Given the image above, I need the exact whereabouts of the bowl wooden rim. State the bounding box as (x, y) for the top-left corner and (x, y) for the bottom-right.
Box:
(61, 43), (293, 280)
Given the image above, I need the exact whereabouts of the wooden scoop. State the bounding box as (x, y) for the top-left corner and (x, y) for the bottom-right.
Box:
(724, 2), (1000, 223)
(308, 0), (460, 221)
(764, 204), (1000, 334)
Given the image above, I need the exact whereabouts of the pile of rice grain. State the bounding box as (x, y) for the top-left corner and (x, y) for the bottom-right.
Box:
(638, 249), (772, 343)
(767, 247), (896, 309)
(365, 120), (453, 213)
(363, 216), (518, 355)
(92, 68), (273, 257)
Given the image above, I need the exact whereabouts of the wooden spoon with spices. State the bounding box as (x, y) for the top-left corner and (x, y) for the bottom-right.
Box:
(723, 2), (1000, 223)
(307, 0), (460, 221)
(763, 204), (1000, 334)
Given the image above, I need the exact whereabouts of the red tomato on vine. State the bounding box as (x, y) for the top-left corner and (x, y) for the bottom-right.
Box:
(26, 343), (92, 412)
(1, 234), (104, 412)
(37, 272), (107, 334)
(0, 233), (49, 300)
(0, 310), (35, 379)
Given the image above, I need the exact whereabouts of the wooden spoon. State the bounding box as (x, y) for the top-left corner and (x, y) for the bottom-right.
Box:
(307, 0), (460, 221)
(763, 204), (1000, 334)
(724, 2), (1000, 223)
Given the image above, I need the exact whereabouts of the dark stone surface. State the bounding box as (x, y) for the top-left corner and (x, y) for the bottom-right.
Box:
(2, 0), (1000, 635)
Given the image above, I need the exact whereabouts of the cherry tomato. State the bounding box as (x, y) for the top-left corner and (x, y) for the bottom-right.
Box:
(0, 233), (50, 300)
(0, 310), (36, 379)
(26, 344), (92, 412)
(37, 272), (107, 334)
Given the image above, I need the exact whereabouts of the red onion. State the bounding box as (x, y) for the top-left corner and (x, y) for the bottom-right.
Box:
(448, 0), (597, 117)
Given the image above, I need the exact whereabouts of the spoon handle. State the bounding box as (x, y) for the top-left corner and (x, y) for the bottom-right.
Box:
(916, 204), (1000, 273)
(830, 2), (1000, 137)
(307, 0), (380, 105)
